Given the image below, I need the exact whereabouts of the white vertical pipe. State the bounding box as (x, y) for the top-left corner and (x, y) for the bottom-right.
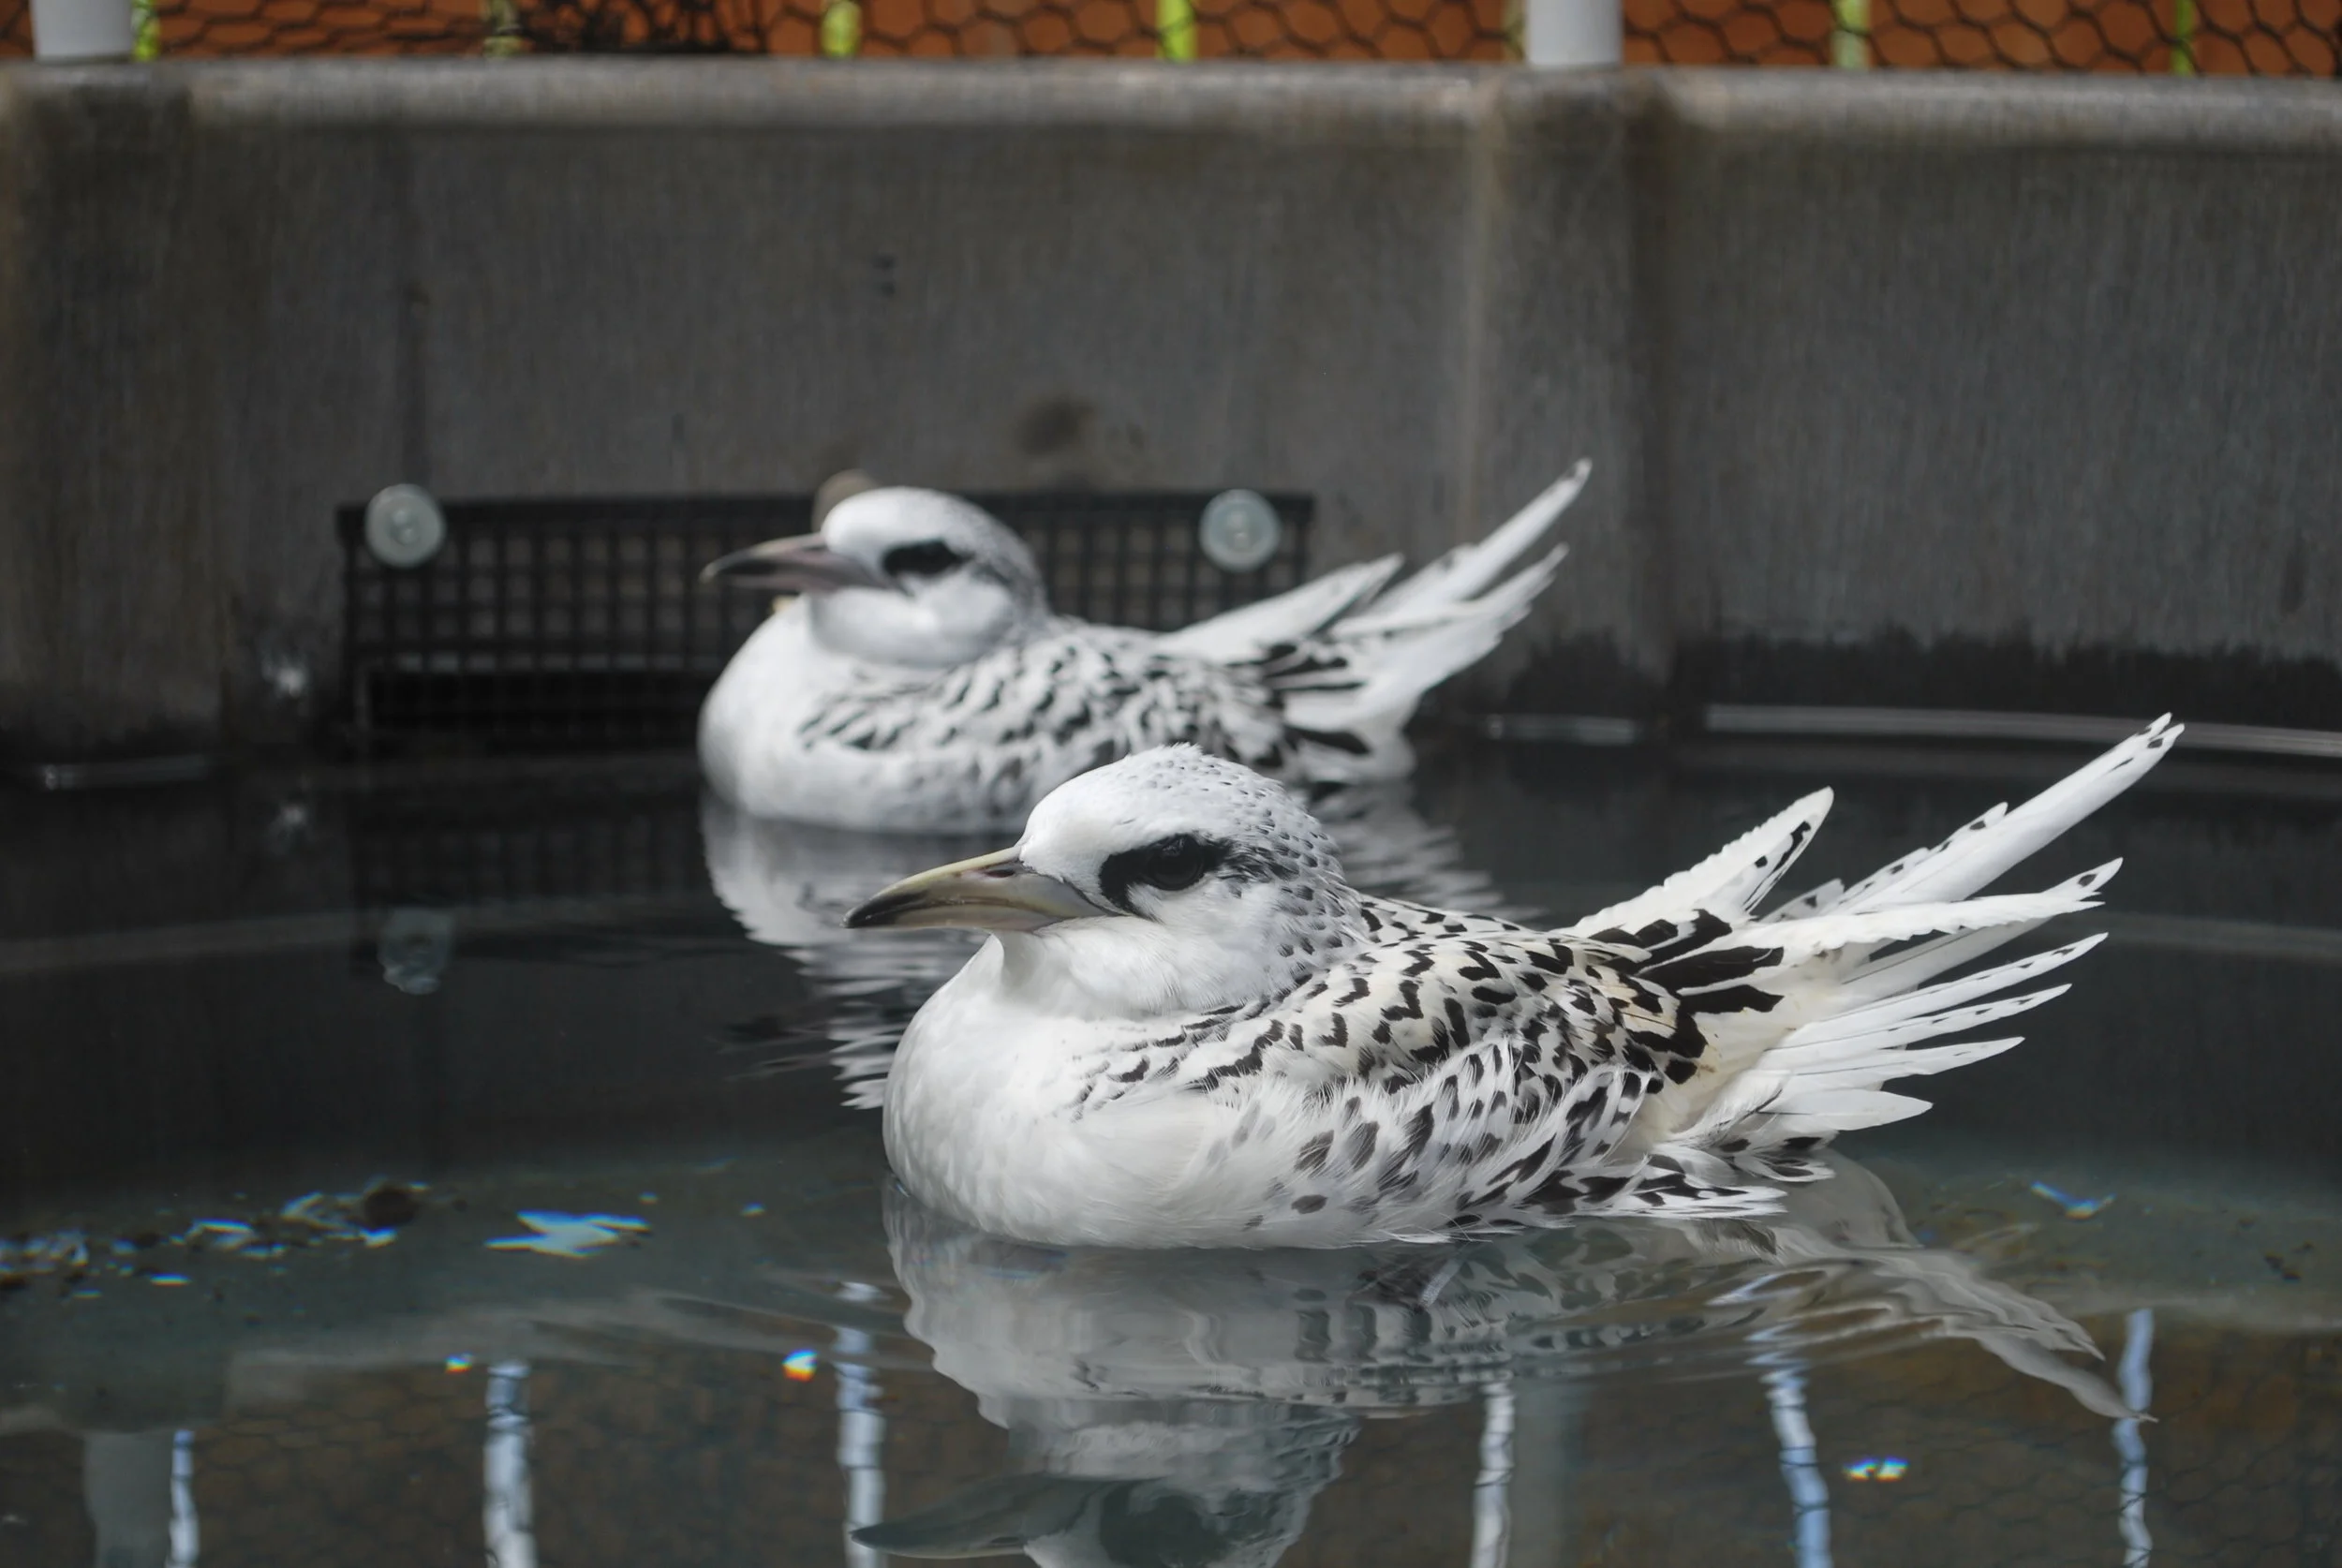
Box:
(31, 0), (135, 59)
(166, 1431), (199, 1568)
(837, 1282), (888, 1568)
(485, 1363), (538, 1568)
(1468, 1383), (1517, 1568)
(2112, 1309), (2155, 1568)
(1523, 0), (1622, 65)
(1761, 1363), (1832, 1568)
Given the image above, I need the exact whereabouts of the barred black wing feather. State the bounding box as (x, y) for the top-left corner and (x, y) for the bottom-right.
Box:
(797, 627), (1294, 821)
(1074, 930), (1795, 1232)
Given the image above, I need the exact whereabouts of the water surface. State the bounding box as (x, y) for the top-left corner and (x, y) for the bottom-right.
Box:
(5, 737), (2338, 1566)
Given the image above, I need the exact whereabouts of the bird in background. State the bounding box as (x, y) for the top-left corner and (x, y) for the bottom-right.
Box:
(847, 717), (2180, 1250)
(697, 465), (1587, 831)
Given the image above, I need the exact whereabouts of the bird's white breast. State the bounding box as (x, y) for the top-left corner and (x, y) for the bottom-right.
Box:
(699, 607), (848, 812)
(882, 941), (1456, 1250)
(699, 606), (978, 829)
(882, 942), (1263, 1247)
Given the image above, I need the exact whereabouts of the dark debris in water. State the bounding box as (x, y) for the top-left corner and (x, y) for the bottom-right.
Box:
(0, 1178), (432, 1295)
(360, 1182), (423, 1231)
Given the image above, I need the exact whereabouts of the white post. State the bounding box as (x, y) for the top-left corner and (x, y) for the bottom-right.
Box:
(31, 0), (135, 59)
(837, 1282), (888, 1568)
(485, 1363), (538, 1568)
(167, 1432), (199, 1568)
(2112, 1309), (2155, 1568)
(1761, 1363), (1832, 1568)
(1522, 0), (1622, 66)
(1468, 1383), (1517, 1568)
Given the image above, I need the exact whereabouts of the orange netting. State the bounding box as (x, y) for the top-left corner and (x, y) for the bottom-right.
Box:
(1626, 0), (2337, 68)
(124, 0), (1515, 57)
(0, 0), (2329, 80)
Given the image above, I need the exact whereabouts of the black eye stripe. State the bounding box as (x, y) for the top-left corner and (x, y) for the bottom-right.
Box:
(881, 540), (968, 578)
(1097, 834), (1229, 912)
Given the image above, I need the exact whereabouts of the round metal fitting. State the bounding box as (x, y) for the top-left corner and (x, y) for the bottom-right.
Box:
(1197, 489), (1282, 573)
(364, 483), (447, 570)
(378, 907), (455, 996)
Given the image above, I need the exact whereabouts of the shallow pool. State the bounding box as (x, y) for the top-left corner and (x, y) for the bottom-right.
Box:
(4, 736), (2338, 1566)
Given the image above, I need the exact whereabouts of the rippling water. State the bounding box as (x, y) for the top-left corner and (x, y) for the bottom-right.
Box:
(4, 738), (2338, 1566)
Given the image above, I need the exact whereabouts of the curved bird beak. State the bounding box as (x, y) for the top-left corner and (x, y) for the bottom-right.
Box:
(700, 534), (889, 593)
(845, 847), (1113, 933)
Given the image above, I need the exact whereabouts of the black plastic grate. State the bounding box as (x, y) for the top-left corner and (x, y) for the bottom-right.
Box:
(338, 491), (1312, 749)
(348, 769), (711, 911)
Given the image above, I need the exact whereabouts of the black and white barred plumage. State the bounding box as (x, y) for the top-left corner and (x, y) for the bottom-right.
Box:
(862, 722), (2180, 1249)
(699, 472), (1583, 830)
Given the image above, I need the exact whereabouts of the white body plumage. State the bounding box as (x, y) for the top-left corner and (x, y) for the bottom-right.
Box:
(699, 471), (1585, 831)
(860, 723), (2181, 1250)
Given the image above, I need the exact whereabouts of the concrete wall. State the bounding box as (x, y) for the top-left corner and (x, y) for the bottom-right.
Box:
(1, 61), (2338, 760)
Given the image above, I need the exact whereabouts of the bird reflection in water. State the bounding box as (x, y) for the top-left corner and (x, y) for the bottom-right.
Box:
(855, 1156), (2135, 1567)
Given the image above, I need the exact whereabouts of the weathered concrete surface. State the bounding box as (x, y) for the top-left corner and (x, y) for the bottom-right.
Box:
(0, 72), (229, 760)
(1652, 72), (2342, 729)
(1, 62), (2338, 758)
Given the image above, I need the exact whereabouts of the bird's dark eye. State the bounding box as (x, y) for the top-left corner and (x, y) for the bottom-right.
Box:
(1098, 834), (1226, 910)
(881, 541), (968, 579)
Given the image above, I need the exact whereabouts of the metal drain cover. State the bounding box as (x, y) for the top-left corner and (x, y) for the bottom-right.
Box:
(1198, 489), (1282, 573)
(364, 484), (447, 570)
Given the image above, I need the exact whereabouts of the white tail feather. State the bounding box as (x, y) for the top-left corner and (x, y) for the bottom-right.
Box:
(1156, 555), (1402, 662)
(1346, 460), (1590, 629)
(1780, 939), (2101, 1049)
(1767, 878), (1844, 923)
(1619, 719), (2179, 1166)
(1777, 716), (2179, 918)
(1682, 890), (2108, 984)
(1762, 1088), (1935, 1133)
(1770, 1037), (2026, 1096)
(1282, 550), (1565, 726)
(1570, 790), (1832, 937)
(1824, 868), (2116, 1007)
(1275, 546), (1576, 781)
(1166, 464), (1587, 781)
(1772, 989), (2063, 1069)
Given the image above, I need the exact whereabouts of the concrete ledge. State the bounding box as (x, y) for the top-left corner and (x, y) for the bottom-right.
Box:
(2, 61), (2337, 758)
(1653, 67), (2342, 151)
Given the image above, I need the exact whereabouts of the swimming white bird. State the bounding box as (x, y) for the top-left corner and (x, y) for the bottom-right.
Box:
(704, 781), (1529, 1112)
(848, 718), (2182, 1249)
(697, 468), (1586, 831)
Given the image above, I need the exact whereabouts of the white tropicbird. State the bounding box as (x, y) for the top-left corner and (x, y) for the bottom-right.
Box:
(697, 468), (1586, 831)
(847, 719), (2182, 1249)
(702, 781), (1528, 1111)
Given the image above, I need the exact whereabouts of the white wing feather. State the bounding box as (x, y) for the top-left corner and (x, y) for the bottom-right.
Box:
(1629, 721), (2180, 1161)
(1156, 555), (1403, 662)
(1344, 460), (1591, 628)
